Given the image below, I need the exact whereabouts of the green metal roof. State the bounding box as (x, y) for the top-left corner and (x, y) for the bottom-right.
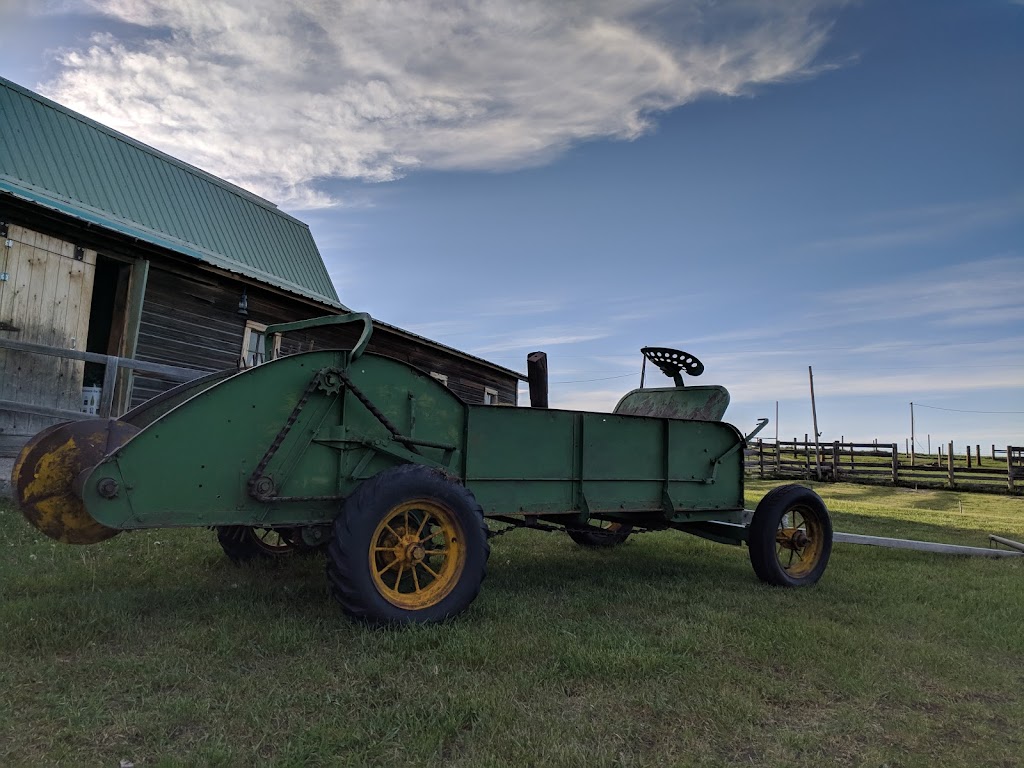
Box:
(0, 76), (343, 308)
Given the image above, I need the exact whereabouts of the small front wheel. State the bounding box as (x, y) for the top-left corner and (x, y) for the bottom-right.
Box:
(748, 484), (832, 587)
(326, 464), (489, 626)
(216, 526), (301, 563)
(566, 520), (633, 547)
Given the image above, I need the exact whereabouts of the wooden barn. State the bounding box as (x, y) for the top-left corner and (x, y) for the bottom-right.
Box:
(0, 76), (524, 463)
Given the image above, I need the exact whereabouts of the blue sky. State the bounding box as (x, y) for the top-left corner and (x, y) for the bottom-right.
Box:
(1, 0), (1022, 449)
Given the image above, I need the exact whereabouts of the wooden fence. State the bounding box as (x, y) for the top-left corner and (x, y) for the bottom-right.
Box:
(0, 337), (206, 457)
(745, 439), (1024, 493)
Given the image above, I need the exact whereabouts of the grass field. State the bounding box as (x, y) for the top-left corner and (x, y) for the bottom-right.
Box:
(1, 482), (1022, 767)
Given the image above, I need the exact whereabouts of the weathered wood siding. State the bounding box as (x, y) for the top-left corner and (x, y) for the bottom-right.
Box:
(0, 224), (95, 439)
(132, 266), (519, 409)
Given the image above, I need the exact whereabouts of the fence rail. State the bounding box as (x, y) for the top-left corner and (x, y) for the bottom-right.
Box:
(0, 337), (206, 421)
(745, 439), (1023, 493)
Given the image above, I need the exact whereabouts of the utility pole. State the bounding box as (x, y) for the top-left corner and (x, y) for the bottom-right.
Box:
(910, 401), (915, 467)
(809, 366), (821, 480)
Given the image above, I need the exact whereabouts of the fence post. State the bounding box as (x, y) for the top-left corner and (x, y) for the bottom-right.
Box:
(976, 444), (981, 467)
(758, 439), (764, 478)
(992, 444), (996, 460)
(1009, 446), (1015, 491)
(99, 355), (119, 418)
(832, 441), (839, 481)
(967, 445), (972, 469)
(891, 444), (899, 484)
(947, 441), (955, 488)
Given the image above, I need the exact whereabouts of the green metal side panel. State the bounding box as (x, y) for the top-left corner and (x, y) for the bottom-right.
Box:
(613, 385), (731, 421)
(81, 352), (466, 529)
(580, 414), (744, 515)
(465, 407), (579, 515)
(465, 407), (745, 519)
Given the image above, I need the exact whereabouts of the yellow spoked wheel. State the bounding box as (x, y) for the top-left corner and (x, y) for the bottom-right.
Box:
(749, 484), (832, 587)
(774, 508), (826, 579)
(327, 464), (489, 626)
(370, 500), (466, 610)
(565, 519), (633, 547)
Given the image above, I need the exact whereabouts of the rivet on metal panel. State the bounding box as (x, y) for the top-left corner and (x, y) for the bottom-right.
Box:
(4, 240), (12, 248)
(0, 272), (8, 282)
(0, 222), (7, 238)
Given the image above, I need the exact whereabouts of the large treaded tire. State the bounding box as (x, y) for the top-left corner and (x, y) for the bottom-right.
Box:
(326, 464), (489, 626)
(748, 484), (832, 587)
(565, 521), (633, 547)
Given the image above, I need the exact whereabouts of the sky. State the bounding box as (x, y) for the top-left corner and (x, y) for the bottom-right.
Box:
(1, 0), (1022, 451)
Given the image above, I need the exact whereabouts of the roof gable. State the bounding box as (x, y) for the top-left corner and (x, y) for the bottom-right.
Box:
(0, 77), (342, 308)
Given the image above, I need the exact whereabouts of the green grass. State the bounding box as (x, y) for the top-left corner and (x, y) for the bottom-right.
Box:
(1, 484), (1022, 767)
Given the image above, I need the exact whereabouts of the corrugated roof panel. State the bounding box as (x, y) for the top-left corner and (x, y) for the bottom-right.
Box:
(0, 76), (342, 308)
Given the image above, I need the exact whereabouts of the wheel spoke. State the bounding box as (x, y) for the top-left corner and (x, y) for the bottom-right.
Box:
(420, 561), (440, 578)
(393, 563), (405, 591)
(415, 513), (430, 538)
(376, 557), (400, 577)
(385, 523), (401, 539)
(418, 527), (443, 545)
(411, 565), (421, 592)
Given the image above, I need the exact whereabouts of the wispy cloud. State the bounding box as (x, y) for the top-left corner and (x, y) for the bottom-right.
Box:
(472, 329), (610, 355)
(805, 196), (1024, 252)
(31, 0), (847, 208)
(816, 255), (1024, 327)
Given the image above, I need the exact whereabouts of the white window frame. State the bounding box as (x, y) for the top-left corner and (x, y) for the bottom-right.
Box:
(483, 387), (498, 405)
(429, 372), (449, 387)
(240, 321), (281, 368)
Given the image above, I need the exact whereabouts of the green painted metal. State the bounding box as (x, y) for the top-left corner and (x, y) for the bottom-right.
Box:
(79, 316), (753, 541)
(0, 76), (341, 308)
(614, 385), (731, 421)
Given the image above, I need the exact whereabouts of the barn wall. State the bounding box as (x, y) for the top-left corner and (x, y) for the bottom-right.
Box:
(0, 223), (95, 441)
(131, 266), (520, 409)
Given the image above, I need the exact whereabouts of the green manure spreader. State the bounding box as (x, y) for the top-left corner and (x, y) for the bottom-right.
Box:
(13, 314), (833, 626)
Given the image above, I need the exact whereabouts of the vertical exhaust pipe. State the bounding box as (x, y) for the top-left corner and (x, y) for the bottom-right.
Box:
(527, 351), (548, 408)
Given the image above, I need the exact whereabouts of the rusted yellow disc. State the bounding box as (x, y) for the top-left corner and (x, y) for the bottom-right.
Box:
(12, 419), (139, 544)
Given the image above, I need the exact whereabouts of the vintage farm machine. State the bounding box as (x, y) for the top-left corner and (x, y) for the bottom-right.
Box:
(13, 314), (833, 625)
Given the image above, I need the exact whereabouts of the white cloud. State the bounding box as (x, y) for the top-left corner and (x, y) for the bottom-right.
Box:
(34, 0), (846, 208)
(472, 329), (610, 355)
(806, 196), (1024, 252)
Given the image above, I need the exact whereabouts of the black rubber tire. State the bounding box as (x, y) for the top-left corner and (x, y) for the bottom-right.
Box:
(326, 464), (489, 626)
(565, 521), (633, 547)
(216, 525), (300, 563)
(748, 484), (832, 587)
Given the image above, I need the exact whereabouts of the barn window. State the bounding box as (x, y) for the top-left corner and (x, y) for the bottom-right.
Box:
(240, 321), (281, 368)
(430, 372), (449, 387)
(483, 387), (498, 405)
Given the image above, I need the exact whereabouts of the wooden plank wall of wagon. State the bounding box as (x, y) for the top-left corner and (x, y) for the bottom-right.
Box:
(0, 224), (95, 439)
(132, 266), (520, 409)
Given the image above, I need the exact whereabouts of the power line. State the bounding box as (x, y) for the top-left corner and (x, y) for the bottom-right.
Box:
(551, 373), (637, 384)
(915, 404), (1024, 415)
